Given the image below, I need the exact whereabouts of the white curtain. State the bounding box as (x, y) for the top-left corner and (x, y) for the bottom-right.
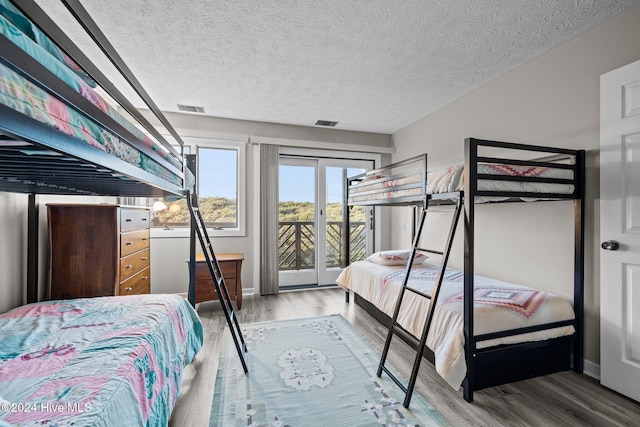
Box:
(259, 144), (279, 295)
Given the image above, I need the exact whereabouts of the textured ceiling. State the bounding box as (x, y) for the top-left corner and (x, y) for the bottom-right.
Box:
(34, 0), (640, 134)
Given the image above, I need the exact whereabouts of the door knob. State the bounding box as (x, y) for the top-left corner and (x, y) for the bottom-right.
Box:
(601, 240), (620, 251)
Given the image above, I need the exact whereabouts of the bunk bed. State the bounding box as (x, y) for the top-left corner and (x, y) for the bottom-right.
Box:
(0, 1), (202, 425)
(336, 137), (585, 403)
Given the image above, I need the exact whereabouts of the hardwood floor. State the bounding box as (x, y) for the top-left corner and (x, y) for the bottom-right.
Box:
(169, 288), (640, 426)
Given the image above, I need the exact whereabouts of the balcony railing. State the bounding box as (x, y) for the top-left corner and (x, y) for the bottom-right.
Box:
(278, 221), (366, 270)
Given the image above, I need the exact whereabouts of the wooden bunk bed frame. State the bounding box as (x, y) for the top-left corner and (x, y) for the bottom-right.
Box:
(344, 137), (585, 403)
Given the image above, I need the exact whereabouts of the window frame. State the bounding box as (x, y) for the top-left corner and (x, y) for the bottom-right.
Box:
(150, 137), (246, 238)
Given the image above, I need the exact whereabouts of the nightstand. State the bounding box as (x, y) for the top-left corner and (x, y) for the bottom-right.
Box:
(189, 253), (243, 308)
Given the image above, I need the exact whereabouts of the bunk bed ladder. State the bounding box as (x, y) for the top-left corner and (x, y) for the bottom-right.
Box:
(187, 191), (248, 374)
(377, 196), (463, 408)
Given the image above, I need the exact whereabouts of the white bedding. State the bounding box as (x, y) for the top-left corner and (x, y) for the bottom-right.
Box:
(336, 261), (575, 389)
(348, 163), (575, 204)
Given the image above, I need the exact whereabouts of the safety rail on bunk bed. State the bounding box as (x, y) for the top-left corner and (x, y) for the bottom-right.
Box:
(0, 0), (189, 197)
(0, 0), (192, 304)
(346, 153), (429, 206)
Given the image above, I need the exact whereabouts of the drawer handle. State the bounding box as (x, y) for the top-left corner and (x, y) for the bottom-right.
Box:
(124, 287), (133, 292)
(142, 218), (148, 221)
(141, 257), (148, 261)
(142, 276), (149, 280)
(125, 218), (132, 222)
(126, 242), (133, 246)
(142, 238), (148, 241)
(125, 264), (133, 269)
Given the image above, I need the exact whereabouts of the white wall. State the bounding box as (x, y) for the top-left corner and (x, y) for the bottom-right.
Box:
(391, 4), (640, 366)
(0, 192), (27, 313)
(0, 194), (116, 313)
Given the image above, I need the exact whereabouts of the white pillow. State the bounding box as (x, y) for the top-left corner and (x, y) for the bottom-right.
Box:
(366, 250), (427, 266)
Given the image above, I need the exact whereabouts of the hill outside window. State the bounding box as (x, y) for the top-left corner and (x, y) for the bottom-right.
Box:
(152, 139), (246, 237)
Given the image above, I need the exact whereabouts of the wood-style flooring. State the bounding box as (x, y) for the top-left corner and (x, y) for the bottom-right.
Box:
(168, 288), (640, 426)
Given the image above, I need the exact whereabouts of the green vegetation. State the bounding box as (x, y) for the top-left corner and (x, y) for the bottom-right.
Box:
(154, 197), (236, 226)
(153, 197), (367, 267)
(154, 198), (364, 226)
(279, 201), (364, 222)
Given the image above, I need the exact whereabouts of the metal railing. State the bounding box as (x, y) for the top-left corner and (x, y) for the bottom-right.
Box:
(278, 221), (366, 270)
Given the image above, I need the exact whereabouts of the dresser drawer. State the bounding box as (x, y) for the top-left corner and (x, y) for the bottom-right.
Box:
(120, 229), (149, 257)
(220, 262), (236, 278)
(120, 248), (150, 280)
(119, 267), (151, 295)
(194, 261), (237, 281)
(120, 208), (150, 232)
(194, 278), (236, 302)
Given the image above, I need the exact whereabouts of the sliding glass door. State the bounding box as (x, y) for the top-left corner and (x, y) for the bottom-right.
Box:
(278, 157), (373, 288)
(278, 158), (317, 287)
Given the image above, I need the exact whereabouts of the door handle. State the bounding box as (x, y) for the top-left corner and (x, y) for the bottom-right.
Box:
(601, 240), (620, 251)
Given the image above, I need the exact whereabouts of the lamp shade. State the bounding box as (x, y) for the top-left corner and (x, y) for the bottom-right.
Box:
(152, 200), (168, 212)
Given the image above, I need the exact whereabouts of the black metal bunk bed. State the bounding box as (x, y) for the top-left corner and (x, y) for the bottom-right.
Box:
(0, 0), (193, 303)
(0, 1), (205, 425)
(341, 137), (585, 404)
(0, 0), (248, 377)
(0, 0), (189, 198)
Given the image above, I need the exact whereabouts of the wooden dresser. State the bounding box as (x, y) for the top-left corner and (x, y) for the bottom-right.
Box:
(47, 204), (151, 299)
(189, 253), (243, 308)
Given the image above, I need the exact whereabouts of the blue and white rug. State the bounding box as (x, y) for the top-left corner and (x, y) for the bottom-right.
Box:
(209, 314), (448, 426)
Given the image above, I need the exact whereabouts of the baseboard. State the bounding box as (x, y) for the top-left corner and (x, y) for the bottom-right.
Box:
(583, 359), (601, 380)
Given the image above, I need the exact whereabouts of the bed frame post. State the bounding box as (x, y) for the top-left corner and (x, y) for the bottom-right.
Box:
(188, 195), (196, 307)
(27, 194), (38, 304)
(343, 168), (351, 303)
(343, 168), (350, 266)
(186, 155), (197, 307)
(463, 138), (478, 402)
(573, 150), (585, 373)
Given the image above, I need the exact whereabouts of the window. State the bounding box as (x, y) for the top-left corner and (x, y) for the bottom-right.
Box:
(198, 147), (238, 228)
(151, 139), (245, 237)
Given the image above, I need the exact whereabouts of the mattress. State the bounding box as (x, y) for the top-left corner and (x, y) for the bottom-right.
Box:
(0, 294), (203, 426)
(336, 261), (575, 389)
(348, 163), (575, 204)
(0, 1), (193, 190)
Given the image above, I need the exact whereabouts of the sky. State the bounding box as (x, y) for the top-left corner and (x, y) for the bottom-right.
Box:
(279, 166), (365, 203)
(198, 148), (237, 199)
(279, 165), (315, 202)
(196, 148), (366, 204)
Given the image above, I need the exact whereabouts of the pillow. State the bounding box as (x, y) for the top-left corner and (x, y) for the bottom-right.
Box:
(366, 250), (427, 266)
(361, 173), (386, 182)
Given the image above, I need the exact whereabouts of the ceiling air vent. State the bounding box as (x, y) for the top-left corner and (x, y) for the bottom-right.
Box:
(315, 120), (338, 127)
(177, 104), (205, 113)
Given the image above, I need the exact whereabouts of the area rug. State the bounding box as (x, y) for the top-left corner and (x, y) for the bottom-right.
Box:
(209, 314), (448, 426)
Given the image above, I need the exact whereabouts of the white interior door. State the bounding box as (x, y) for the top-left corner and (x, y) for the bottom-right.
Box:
(600, 58), (640, 402)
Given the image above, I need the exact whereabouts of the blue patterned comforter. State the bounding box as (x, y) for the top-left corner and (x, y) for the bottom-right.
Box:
(0, 0), (195, 191)
(0, 294), (203, 426)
